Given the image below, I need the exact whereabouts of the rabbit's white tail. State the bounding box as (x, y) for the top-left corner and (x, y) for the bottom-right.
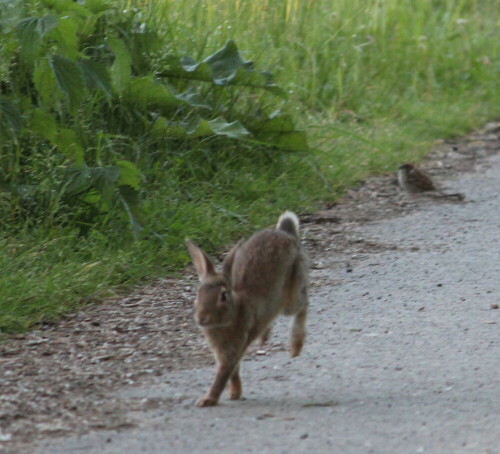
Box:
(276, 211), (299, 237)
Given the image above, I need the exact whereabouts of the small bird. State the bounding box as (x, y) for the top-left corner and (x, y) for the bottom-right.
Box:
(397, 163), (464, 200)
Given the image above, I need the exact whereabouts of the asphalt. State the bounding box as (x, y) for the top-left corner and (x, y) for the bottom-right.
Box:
(33, 154), (500, 454)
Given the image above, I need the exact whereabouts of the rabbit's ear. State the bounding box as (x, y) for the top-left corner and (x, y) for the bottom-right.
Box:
(185, 240), (216, 282)
(222, 238), (243, 279)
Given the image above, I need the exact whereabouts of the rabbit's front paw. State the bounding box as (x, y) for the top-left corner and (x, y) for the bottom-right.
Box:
(196, 396), (218, 407)
(228, 389), (242, 400)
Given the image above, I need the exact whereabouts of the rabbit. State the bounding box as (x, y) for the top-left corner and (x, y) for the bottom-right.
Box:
(185, 211), (309, 407)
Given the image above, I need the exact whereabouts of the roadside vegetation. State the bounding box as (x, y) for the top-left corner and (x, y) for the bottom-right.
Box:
(1, 0), (499, 333)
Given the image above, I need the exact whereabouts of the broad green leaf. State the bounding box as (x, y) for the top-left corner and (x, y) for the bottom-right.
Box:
(88, 166), (120, 207)
(125, 77), (182, 108)
(185, 118), (221, 137)
(36, 15), (58, 38)
(54, 128), (84, 163)
(117, 160), (141, 190)
(151, 117), (185, 138)
(83, 0), (113, 14)
(30, 109), (58, 143)
(176, 56), (212, 80)
(250, 111), (309, 151)
(0, 96), (23, 142)
(81, 190), (102, 209)
(64, 165), (92, 196)
(48, 54), (87, 113)
(108, 35), (131, 94)
(152, 116), (249, 140)
(161, 40), (285, 97)
(15, 16), (57, 62)
(33, 58), (61, 109)
(49, 16), (79, 60)
(78, 60), (112, 98)
(64, 164), (121, 206)
(15, 17), (40, 62)
(175, 89), (211, 109)
(118, 185), (143, 240)
(203, 39), (254, 84)
(42, 0), (91, 17)
(65, 163), (142, 236)
(200, 118), (249, 139)
(126, 80), (211, 110)
(254, 110), (296, 132)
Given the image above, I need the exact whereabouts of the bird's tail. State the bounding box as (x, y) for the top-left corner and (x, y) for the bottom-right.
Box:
(435, 191), (465, 201)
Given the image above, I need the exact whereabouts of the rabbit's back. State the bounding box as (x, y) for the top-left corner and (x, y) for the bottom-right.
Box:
(231, 229), (299, 298)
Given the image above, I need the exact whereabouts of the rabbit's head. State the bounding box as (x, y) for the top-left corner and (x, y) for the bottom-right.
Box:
(186, 240), (235, 329)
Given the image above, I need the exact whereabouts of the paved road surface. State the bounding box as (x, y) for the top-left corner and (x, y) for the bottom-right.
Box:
(34, 155), (500, 454)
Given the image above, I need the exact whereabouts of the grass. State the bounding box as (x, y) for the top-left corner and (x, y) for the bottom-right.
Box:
(1, 0), (499, 333)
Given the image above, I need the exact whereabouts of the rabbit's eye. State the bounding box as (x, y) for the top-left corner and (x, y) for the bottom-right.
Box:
(220, 291), (228, 302)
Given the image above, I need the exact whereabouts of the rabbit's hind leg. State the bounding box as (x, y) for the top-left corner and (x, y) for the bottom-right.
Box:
(228, 364), (242, 400)
(290, 300), (308, 357)
(282, 256), (309, 357)
(282, 252), (308, 315)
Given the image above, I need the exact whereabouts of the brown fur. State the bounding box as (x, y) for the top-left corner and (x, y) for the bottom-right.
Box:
(185, 211), (309, 407)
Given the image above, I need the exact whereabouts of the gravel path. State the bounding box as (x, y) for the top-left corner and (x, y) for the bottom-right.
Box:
(2, 123), (499, 454)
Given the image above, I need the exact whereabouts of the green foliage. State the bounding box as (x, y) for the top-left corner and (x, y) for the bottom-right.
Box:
(162, 40), (285, 97)
(0, 0), (305, 238)
(152, 116), (250, 140)
(0, 96), (23, 142)
(107, 35), (132, 94)
(48, 54), (87, 112)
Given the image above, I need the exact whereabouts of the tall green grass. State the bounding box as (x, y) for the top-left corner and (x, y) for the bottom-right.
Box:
(153, 1), (497, 106)
(150, 0), (499, 181)
(1, 0), (499, 333)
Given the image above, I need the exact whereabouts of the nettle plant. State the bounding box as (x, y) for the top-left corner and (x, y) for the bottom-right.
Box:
(0, 0), (307, 238)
